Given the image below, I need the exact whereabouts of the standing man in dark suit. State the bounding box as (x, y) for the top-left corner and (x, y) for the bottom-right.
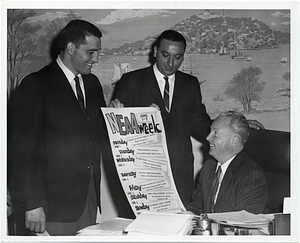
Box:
(111, 30), (211, 206)
(185, 111), (267, 214)
(111, 30), (264, 207)
(8, 19), (108, 235)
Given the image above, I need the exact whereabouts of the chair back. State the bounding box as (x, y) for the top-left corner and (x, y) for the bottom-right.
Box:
(244, 129), (290, 213)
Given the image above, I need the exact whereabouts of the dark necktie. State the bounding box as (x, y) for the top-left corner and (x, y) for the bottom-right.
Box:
(212, 165), (222, 212)
(163, 76), (169, 113)
(74, 76), (86, 115)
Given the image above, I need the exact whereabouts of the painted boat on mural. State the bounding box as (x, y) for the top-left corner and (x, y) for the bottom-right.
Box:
(231, 50), (247, 60)
(219, 45), (228, 55)
(280, 56), (287, 63)
(111, 62), (131, 87)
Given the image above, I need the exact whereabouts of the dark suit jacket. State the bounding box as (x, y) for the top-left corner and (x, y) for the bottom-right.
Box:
(112, 66), (212, 205)
(8, 61), (107, 222)
(186, 151), (268, 214)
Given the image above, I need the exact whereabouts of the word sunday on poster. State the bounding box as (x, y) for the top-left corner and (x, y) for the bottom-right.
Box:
(101, 107), (185, 216)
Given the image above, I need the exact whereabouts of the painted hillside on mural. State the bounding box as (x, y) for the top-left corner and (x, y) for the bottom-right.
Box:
(7, 9), (291, 132)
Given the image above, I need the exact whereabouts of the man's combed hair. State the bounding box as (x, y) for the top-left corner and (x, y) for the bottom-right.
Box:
(155, 29), (186, 51)
(58, 19), (102, 50)
(219, 111), (250, 144)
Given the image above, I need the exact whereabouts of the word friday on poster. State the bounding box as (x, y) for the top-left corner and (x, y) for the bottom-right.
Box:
(101, 107), (185, 216)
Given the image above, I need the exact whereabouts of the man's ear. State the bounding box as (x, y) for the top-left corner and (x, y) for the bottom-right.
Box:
(66, 43), (75, 55)
(231, 134), (240, 147)
(153, 46), (157, 57)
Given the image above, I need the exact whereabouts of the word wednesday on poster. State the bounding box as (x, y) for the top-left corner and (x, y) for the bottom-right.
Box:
(101, 107), (186, 216)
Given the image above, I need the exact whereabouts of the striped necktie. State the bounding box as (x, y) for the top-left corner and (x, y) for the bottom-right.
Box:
(163, 76), (169, 113)
(74, 76), (86, 115)
(212, 165), (222, 212)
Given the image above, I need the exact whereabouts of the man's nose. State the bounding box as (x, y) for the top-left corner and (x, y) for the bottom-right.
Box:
(92, 54), (99, 63)
(206, 132), (212, 141)
(167, 57), (174, 67)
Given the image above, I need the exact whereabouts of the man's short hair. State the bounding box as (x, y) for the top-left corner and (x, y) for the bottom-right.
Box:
(218, 111), (250, 144)
(155, 29), (186, 51)
(58, 19), (102, 51)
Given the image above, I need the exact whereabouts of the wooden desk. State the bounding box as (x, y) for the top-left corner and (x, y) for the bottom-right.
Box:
(77, 215), (282, 236)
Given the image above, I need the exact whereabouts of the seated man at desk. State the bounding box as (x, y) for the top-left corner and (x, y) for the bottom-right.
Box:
(185, 111), (267, 215)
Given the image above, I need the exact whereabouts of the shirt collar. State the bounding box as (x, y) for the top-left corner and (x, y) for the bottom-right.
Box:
(217, 155), (236, 175)
(56, 56), (82, 83)
(153, 63), (175, 83)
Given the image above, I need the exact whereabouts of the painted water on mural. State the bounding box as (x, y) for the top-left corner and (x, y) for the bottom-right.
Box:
(92, 44), (290, 131)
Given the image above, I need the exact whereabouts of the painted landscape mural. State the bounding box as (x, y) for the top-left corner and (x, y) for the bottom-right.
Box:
(7, 8), (291, 132)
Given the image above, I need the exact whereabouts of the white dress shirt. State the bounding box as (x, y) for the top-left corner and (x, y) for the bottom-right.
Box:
(153, 64), (175, 108)
(213, 155), (236, 204)
(56, 56), (86, 106)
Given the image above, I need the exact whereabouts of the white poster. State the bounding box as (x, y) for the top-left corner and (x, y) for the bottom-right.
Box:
(101, 107), (185, 216)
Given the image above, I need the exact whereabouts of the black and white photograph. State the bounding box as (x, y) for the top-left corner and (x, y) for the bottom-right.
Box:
(1, 0), (299, 242)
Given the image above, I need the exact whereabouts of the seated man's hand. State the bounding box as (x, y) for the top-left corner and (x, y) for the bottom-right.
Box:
(247, 119), (265, 130)
(109, 99), (124, 108)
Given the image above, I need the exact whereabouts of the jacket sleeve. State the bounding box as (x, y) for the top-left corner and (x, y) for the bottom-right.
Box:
(190, 78), (212, 140)
(112, 73), (135, 107)
(8, 75), (48, 211)
(185, 168), (204, 215)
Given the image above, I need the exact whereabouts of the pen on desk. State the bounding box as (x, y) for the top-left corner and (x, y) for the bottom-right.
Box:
(192, 214), (209, 219)
(191, 214), (226, 222)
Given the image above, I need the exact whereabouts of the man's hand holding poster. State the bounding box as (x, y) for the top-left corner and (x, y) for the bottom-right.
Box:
(101, 107), (185, 216)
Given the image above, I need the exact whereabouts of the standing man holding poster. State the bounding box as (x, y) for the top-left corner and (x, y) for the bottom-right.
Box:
(111, 30), (212, 206)
(111, 30), (264, 207)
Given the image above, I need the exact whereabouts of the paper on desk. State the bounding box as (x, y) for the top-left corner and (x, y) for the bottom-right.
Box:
(76, 218), (133, 236)
(207, 210), (274, 228)
(283, 197), (291, 213)
(124, 211), (193, 235)
(127, 220), (193, 236)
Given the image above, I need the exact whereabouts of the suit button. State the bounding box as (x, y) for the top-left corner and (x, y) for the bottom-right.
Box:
(87, 117), (90, 120)
(90, 141), (92, 144)
(88, 166), (91, 169)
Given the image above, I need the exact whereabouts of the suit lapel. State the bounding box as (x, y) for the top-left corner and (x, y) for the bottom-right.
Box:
(170, 72), (183, 115)
(146, 66), (164, 106)
(147, 67), (170, 119)
(51, 62), (85, 115)
(148, 68), (184, 119)
(83, 75), (96, 116)
(207, 161), (218, 212)
(216, 152), (245, 204)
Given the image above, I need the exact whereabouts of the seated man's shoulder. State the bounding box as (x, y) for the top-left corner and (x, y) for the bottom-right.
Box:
(239, 152), (266, 177)
(245, 153), (264, 170)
